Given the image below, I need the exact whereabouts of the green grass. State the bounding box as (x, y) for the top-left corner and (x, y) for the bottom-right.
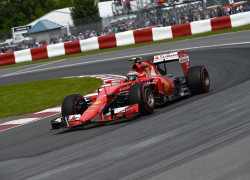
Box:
(0, 77), (103, 118)
(0, 24), (249, 70)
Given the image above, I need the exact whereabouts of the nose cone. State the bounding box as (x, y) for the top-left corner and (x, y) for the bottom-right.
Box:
(80, 99), (106, 122)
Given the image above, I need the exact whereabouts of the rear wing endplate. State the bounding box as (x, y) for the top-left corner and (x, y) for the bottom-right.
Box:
(153, 51), (190, 75)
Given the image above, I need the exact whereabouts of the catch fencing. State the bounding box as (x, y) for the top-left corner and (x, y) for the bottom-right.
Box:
(0, 0), (249, 54)
(1, 11), (250, 66)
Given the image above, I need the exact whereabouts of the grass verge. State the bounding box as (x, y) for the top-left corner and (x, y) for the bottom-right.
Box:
(0, 77), (103, 118)
(1, 24), (250, 70)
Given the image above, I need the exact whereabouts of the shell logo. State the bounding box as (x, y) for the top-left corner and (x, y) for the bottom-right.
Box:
(164, 82), (170, 92)
(93, 100), (102, 105)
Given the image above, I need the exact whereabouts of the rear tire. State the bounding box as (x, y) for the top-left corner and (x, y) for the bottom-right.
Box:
(187, 66), (210, 94)
(61, 94), (84, 116)
(128, 83), (155, 115)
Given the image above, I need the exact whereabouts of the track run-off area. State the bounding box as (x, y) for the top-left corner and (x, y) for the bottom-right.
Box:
(0, 30), (250, 180)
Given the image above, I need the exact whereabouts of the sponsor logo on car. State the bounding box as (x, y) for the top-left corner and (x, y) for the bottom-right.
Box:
(126, 105), (136, 112)
(164, 82), (170, 92)
(68, 114), (81, 122)
(86, 109), (95, 113)
(154, 53), (178, 63)
(93, 100), (102, 105)
(179, 56), (189, 63)
(120, 86), (130, 91)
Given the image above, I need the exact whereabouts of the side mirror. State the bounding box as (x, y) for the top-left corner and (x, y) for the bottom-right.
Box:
(106, 80), (112, 84)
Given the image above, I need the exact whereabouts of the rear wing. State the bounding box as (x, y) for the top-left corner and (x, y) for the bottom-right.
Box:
(153, 51), (190, 75)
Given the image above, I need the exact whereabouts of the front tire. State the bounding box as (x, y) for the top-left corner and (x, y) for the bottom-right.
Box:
(187, 66), (210, 94)
(128, 83), (155, 115)
(61, 94), (85, 116)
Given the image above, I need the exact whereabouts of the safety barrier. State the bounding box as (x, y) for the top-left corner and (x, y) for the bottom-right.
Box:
(0, 12), (250, 66)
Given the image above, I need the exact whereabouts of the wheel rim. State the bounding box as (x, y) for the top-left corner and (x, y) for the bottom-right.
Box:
(145, 88), (154, 107)
(202, 70), (210, 88)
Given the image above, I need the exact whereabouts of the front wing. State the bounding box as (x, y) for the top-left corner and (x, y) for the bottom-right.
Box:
(51, 104), (139, 130)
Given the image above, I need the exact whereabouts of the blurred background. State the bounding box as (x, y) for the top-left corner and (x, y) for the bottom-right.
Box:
(0, 0), (249, 54)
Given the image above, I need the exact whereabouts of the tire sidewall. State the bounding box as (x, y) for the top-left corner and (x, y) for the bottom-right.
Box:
(200, 66), (210, 92)
(128, 83), (155, 115)
(61, 94), (82, 116)
(187, 65), (210, 94)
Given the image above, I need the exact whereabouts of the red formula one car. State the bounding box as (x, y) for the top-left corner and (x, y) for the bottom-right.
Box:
(51, 51), (210, 130)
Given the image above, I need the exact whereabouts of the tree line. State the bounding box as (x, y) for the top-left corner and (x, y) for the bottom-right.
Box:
(0, 0), (101, 38)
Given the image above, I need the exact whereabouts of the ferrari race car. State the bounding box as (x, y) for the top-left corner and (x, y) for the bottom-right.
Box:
(51, 51), (210, 130)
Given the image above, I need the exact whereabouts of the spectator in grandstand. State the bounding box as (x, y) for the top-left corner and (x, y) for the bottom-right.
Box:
(226, 7), (232, 15)
(179, 13), (186, 24)
(34, 41), (39, 47)
(145, 19), (150, 27)
(21, 42), (26, 49)
(85, 31), (90, 38)
(103, 27), (110, 35)
(111, 27), (118, 33)
(238, 5), (244, 12)
(108, 27), (112, 35)
(78, 33), (85, 40)
(71, 35), (77, 41)
(0, 46), (8, 53)
(132, 19), (138, 29)
(158, 18), (164, 27)
(247, 4), (250, 11)
(128, 23), (133, 30)
(59, 36), (63, 43)
(243, 4), (247, 11)
(89, 31), (97, 38)
(193, 11), (198, 21)
(217, 6), (223, 17)
(119, 24), (127, 32)
(204, 9), (210, 19)
(39, 40), (48, 46)
(169, 15), (176, 25)
(213, 7), (218, 17)
(187, 10), (193, 22)
(163, 17), (168, 26)
(199, 10), (205, 20)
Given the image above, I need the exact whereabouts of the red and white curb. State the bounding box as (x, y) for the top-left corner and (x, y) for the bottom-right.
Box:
(0, 74), (125, 132)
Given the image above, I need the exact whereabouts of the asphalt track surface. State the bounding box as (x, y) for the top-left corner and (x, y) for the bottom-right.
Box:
(0, 30), (250, 180)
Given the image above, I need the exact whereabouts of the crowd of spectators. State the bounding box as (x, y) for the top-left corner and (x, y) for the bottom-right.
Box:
(1, 2), (249, 54)
(161, 2), (249, 26)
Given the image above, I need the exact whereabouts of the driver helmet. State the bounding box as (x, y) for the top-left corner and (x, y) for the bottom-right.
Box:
(127, 71), (138, 81)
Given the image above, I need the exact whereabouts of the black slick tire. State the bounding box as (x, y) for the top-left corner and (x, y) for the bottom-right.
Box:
(186, 65), (210, 94)
(61, 94), (82, 116)
(128, 83), (155, 115)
